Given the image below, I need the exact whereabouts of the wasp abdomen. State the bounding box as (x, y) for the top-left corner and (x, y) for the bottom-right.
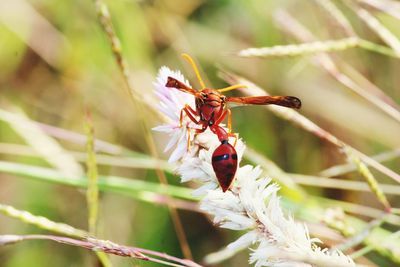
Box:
(212, 142), (238, 192)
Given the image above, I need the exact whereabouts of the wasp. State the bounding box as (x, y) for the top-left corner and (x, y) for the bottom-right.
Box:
(166, 54), (301, 192)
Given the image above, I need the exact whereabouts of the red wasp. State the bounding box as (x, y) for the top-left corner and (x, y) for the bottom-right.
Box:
(166, 54), (301, 192)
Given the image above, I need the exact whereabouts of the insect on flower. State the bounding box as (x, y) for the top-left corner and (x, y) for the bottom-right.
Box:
(166, 54), (301, 192)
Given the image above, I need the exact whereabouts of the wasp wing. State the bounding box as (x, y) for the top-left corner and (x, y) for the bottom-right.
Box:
(166, 77), (197, 95)
(226, 96), (301, 109)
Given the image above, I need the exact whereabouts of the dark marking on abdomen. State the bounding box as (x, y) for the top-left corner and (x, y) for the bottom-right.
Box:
(212, 154), (229, 162)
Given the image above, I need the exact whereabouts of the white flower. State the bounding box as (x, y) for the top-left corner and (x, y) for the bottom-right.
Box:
(153, 66), (355, 267)
(153, 66), (245, 178)
(152, 66), (196, 163)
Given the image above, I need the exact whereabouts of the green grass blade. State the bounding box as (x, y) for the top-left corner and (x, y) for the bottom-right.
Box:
(0, 160), (196, 201)
(0, 204), (88, 238)
(84, 111), (99, 235)
(0, 108), (83, 178)
(84, 112), (112, 267)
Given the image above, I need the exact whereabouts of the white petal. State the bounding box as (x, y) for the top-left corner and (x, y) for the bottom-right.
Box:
(192, 182), (218, 196)
(168, 137), (187, 163)
(152, 65), (354, 267)
(164, 131), (181, 152)
(152, 124), (174, 133)
(227, 231), (258, 250)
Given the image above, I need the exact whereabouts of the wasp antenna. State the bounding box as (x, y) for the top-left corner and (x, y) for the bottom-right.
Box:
(181, 53), (206, 89)
(217, 84), (247, 93)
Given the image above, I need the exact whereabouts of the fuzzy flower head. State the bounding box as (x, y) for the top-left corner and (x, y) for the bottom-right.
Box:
(152, 66), (196, 163)
(153, 66), (245, 188)
(153, 65), (355, 267)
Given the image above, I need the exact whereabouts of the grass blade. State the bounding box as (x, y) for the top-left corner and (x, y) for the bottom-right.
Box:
(273, 9), (400, 124)
(291, 174), (400, 195)
(93, 0), (193, 260)
(221, 71), (397, 210)
(0, 160), (195, 201)
(320, 149), (400, 177)
(0, 108), (83, 178)
(0, 204), (87, 238)
(346, 1), (400, 56)
(84, 111), (99, 235)
(84, 111), (111, 267)
(0, 143), (173, 171)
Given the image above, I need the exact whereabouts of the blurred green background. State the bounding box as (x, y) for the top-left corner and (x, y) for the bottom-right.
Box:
(0, 0), (399, 266)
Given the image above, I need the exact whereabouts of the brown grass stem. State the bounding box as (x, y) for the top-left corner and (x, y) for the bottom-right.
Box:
(84, 109), (111, 266)
(332, 214), (388, 251)
(92, 0), (193, 259)
(0, 204), (201, 266)
(291, 174), (400, 195)
(345, 0), (400, 56)
(0, 108), (84, 179)
(84, 110), (99, 235)
(0, 234), (202, 267)
(0, 204), (88, 238)
(221, 71), (396, 210)
(36, 122), (124, 155)
(314, 197), (400, 227)
(320, 149), (400, 177)
(314, 0), (356, 36)
(241, 150), (400, 225)
(244, 147), (302, 190)
(273, 9), (400, 124)
(0, 143), (173, 172)
(357, 0), (400, 20)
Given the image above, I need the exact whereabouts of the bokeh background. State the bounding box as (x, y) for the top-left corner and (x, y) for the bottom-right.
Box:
(0, 0), (399, 266)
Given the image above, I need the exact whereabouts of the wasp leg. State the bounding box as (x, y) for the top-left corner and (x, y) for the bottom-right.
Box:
(193, 124), (207, 143)
(213, 109), (237, 146)
(214, 109), (233, 131)
(185, 125), (208, 152)
(228, 132), (238, 147)
(180, 105), (200, 151)
(186, 125), (208, 152)
(186, 126), (191, 152)
(214, 109), (227, 126)
(180, 104), (199, 128)
(227, 109), (232, 134)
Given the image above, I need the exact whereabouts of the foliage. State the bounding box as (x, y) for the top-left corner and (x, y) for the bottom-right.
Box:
(0, 0), (399, 266)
